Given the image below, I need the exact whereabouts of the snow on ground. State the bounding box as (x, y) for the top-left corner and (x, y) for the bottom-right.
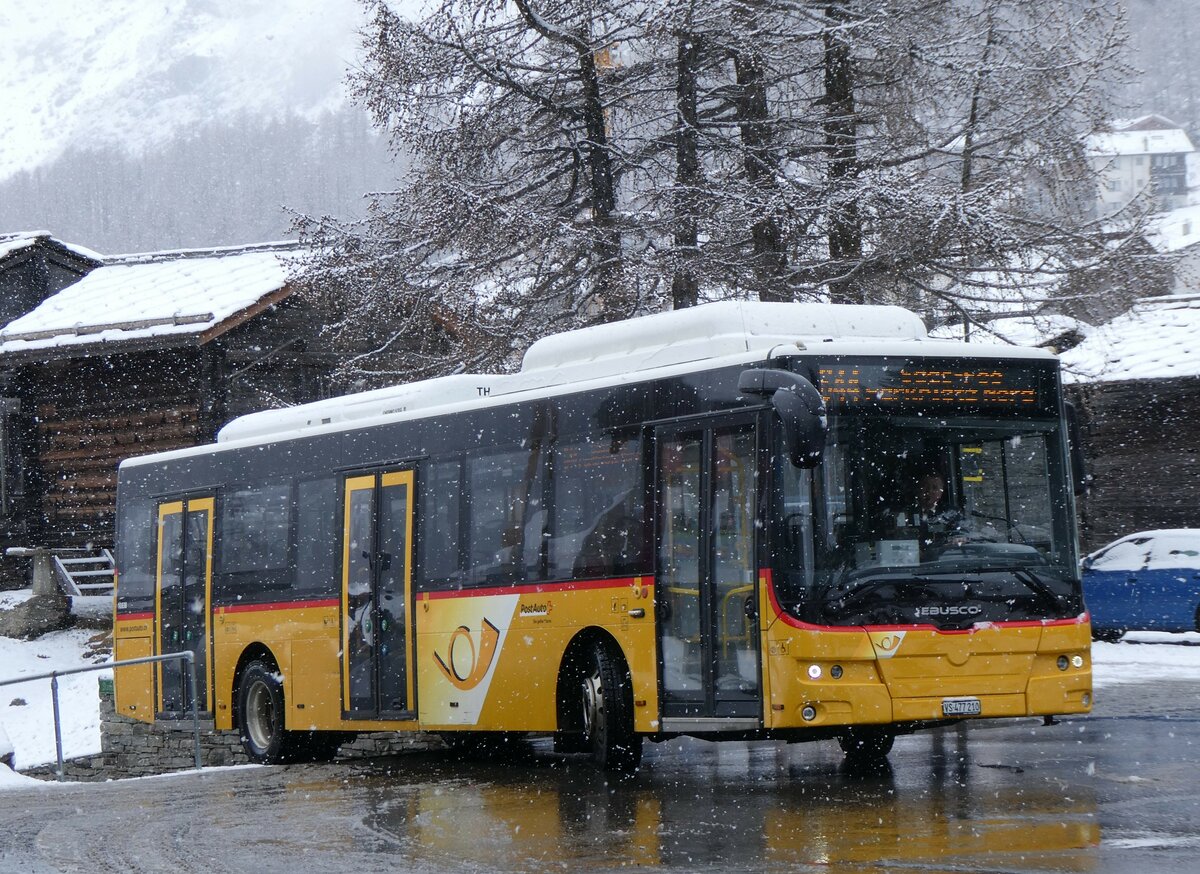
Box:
(0, 589), (110, 772)
(1091, 631), (1200, 685)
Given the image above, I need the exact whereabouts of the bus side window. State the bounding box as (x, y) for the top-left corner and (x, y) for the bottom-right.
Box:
(419, 458), (463, 585)
(295, 477), (338, 598)
(465, 447), (546, 584)
(549, 436), (644, 581)
(217, 483), (292, 592)
(116, 496), (156, 603)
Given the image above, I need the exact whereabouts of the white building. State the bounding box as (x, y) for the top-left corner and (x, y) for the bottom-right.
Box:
(1087, 114), (1196, 217)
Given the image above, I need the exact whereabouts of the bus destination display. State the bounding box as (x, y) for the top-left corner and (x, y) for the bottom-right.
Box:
(817, 360), (1048, 412)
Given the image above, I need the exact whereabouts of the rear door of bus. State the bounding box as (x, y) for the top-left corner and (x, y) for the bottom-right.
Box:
(341, 469), (415, 719)
(154, 495), (214, 716)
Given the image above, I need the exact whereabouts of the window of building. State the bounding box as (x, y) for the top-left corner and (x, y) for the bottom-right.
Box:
(0, 399), (26, 518)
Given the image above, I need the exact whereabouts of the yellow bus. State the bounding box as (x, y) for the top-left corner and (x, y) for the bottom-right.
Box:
(112, 301), (1092, 770)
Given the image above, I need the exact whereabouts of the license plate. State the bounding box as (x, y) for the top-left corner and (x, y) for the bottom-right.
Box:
(942, 697), (982, 717)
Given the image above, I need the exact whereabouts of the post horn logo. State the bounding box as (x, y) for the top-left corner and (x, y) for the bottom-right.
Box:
(434, 618), (501, 690)
(871, 630), (907, 659)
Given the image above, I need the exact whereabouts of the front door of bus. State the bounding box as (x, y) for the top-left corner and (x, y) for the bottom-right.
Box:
(342, 470), (414, 718)
(657, 419), (761, 721)
(155, 496), (214, 716)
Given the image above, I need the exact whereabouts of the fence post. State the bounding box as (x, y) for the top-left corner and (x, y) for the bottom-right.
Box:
(51, 673), (64, 782)
(187, 652), (201, 770)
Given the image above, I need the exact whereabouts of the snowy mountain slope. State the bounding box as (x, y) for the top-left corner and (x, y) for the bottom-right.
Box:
(0, 0), (371, 182)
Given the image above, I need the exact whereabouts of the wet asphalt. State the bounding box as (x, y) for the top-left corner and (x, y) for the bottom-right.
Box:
(2, 671), (1198, 873)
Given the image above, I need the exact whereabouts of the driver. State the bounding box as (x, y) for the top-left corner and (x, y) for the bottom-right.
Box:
(915, 471), (946, 517)
(895, 469), (964, 555)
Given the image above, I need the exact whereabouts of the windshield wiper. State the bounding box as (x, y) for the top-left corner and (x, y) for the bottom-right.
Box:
(821, 570), (943, 604)
(1010, 567), (1072, 610)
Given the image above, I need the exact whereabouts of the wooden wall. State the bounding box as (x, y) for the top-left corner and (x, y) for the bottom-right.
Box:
(1069, 376), (1200, 552)
(0, 297), (333, 586)
(26, 350), (205, 550)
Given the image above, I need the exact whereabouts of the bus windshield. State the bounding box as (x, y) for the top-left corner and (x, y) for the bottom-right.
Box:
(775, 413), (1083, 628)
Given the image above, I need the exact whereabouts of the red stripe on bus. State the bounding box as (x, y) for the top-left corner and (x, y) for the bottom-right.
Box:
(215, 598), (340, 615)
(424, 577), (647, 601)
(762, 568), (1087, 634)
(115, 612), (154, 621)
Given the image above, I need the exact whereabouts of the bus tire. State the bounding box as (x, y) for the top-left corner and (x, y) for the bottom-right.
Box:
(580, 641), (642, 772)
(237, 660), (307, 764)
(837, 727), (895, 764)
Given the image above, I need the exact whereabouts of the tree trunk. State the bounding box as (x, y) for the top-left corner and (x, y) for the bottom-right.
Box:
(673, 35), (701, 310)
(734, 48), (789, 302)
(577, 37), (623, 318)
(823, 3), (863, 305)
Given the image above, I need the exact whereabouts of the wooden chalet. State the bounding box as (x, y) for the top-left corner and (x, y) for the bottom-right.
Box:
(0, 238), (331, 586)
(1060, 294), (1200, 551)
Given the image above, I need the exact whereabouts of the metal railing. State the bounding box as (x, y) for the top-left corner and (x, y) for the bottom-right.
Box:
(0, 651), (201, 781)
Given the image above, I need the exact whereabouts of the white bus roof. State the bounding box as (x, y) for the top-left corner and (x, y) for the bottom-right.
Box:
(123, 301), (1057, 468)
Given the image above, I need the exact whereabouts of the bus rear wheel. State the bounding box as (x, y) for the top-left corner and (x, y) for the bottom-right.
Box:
(237, 660), (315, 764)
(580, 642), (642, 772)
(837, 727), (895, 765)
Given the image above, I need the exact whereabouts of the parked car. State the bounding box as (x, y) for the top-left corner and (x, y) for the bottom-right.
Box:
(1082, 529), (1200, 640)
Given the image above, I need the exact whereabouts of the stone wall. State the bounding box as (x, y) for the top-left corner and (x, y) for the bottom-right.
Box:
(23, 685), (442, 782)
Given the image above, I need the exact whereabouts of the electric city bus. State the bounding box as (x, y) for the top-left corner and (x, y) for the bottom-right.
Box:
(112, 301), (1092, 770)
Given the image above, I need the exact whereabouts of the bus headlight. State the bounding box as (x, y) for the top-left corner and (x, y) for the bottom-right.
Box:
(1071, 654), (1084, 669)
(1057, 655), (1069, 671)
(807, 664), (822, 680)
(801, 704), (817, 722)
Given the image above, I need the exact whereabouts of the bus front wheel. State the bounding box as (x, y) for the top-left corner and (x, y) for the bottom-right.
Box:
(837, 727), (895, 764)
(580, 642), (642, 772)
(237, 660), (311, 764)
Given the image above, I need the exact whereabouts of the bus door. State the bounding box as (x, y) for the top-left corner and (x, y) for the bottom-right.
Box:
(341, 470), (415, 718)
(656, 417), (761, 724)
(155, 496), (214, 716)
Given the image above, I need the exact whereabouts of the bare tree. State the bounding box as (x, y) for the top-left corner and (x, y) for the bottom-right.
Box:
(297, 0), (1147, 386)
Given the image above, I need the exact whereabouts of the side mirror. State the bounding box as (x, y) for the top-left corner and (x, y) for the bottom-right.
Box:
(739, 368), (827, 468)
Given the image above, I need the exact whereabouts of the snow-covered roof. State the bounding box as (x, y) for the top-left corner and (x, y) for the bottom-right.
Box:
(1086, 128), (1194, 158)
(929, 314), (1092, 349)
(0, 241), (300, 357)
(1059, 294), (1200, 383)
(1145, 204), (1200, 253)
(0, 231), (103, 265)
(1108, 114), (1185, 133)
